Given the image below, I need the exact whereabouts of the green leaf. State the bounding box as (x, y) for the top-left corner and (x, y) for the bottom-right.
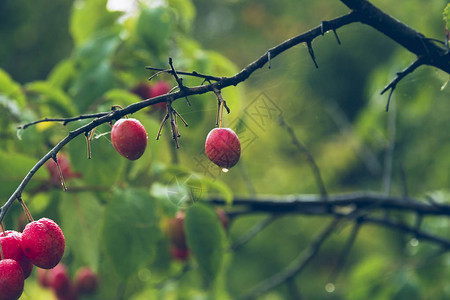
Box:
(136, 6), (174, 54)
(59, 192), (104, 271)
(444, 4), (450, 30)
(185, 204), (225, 282)
(102, 89), (143, 107)
(150, 182), (190, 217)
(0, 68), (26, 108)
(70, 0), (121, 46)
(25, 81), (78, 117)
(0, 150), (48, 199)
(47, 59), (77, 89)
(168, 0), (196, 32)
(70, 32), (120, 111)
(198, 176), (233, 206)
(102, 188), (160, 280)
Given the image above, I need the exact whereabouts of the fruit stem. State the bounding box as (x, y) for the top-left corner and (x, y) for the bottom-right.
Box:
(18, 197), (34, 223)
(156, 112), (169, 140)
(0, 240), (3, 260)
(219, 101), (224, 128)
(213, 87), (230, 128)
(85, 132), (92, 159)
(52, 156), (68, 191)
(0, 222), (5, 237)
(111, 105), (127, 118)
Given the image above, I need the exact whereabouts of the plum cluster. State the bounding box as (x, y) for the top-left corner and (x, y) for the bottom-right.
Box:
(37, 264), (98, 300)
(0, 218), (65, 300)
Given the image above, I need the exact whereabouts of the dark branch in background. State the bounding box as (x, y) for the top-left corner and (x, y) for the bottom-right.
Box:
(220, 191), (450, 298)
(239, 218), (340, 300)
(17, 112), (110, 130)
(279, 116), (328, 200)
(341, 0), (450, 72)
(327, 221), (361, 285)
(230, 214), (280, 251)
(340, 0), (450, 108)
(212, 192), (450, 216)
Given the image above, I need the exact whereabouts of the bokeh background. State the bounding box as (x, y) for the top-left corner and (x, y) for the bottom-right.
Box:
(0, 0), (449, 299)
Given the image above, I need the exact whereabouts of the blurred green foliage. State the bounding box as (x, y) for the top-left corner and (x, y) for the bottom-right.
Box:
(0, 0), (449, 299)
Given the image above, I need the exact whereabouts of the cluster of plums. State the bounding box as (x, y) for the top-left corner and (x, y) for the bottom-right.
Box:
(37, 263), (98, 300)
(114, 80), (242, 168)
(0, 218), (65, 300)
(166, 208), (228, 261)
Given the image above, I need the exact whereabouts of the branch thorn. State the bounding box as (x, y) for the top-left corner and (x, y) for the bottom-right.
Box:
(333, 29), (341, 45)
(52, 155), (68, 191)
(307, 41), (319, 69)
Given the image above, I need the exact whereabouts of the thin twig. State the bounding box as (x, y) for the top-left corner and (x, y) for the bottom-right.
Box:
(382, 103), (396, 195)
(18, 112), (110, 130)
(146, 67), (222, 82)
(239, 218), (340, 300)
(381, 58), (424, 111)
(279, 116), (328, 200)
(231, 215), (280, 251)
(327, 221), (361, 284)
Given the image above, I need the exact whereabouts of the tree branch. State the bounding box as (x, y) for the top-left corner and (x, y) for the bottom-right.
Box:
(4, 12), (360, 223)
(210, 192), (450, 216)
(340, 0), (450, 73)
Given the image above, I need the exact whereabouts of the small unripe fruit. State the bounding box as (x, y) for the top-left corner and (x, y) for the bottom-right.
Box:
(131, 82), (152, 100)
(167, 211), (187, 251)
(169, 246), (189, 261)
(131, 81), (169, 111)
(0, 258), (24, 300)
(111, 118), (148, 160)
(55, 286), (78, 300)
(49, 264), (71, 296)
(149, 81), (170, 110)
(216, 208), (228, 230)
(75, 267), (98, 294)
(150, 81), (171, 98)
(37, 268), (51, 288)
(205, 128), (241, 169)
(0, 231), (33, 279)
(21, 218), (65, 269)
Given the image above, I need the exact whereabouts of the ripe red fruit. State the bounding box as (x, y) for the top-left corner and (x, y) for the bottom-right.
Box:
(131, 81), (170, 111)
(75, 267), (98, 294)
(111, 118), (148, 160)
(45, 153), (82, 186)
(169, 246), (189, 261)
(0, 231), (33, 279)
(55, 286), (78, 300)
(216, 208), (228, 230)
(167, 211), (188, 251)
(131, 82), (152, 100)
(0, 258), (24, 300)
(150, 81), (171, 111)
(150, 81), (171, 98)
(21, 218), (65, 269)
(37, 268), (51, 287)
(205, 128), (241, 169)
(49, 264), (71, 296)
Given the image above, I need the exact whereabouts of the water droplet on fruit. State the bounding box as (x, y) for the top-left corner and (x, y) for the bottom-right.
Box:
(222, 168), (229, 173)
(325, 283), (335, 293)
